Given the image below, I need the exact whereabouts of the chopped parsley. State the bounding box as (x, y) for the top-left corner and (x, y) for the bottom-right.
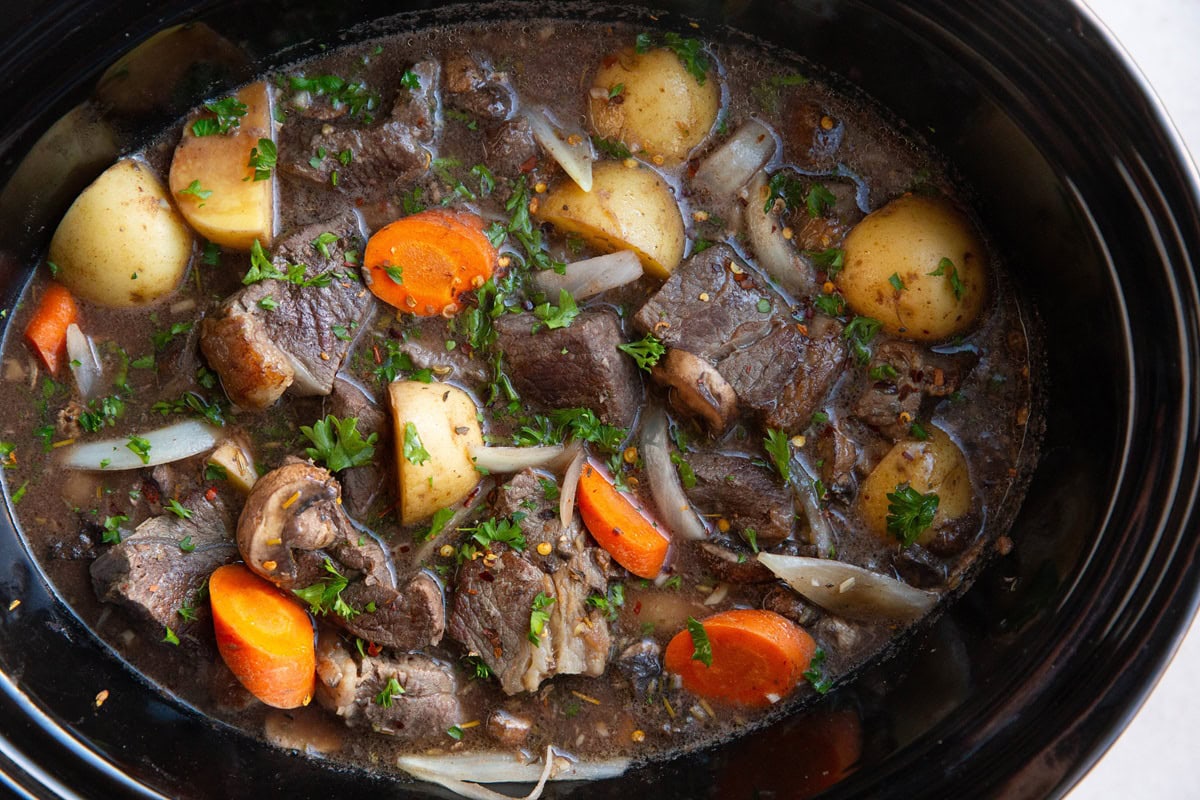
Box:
(204, 463), (228, 482)
(151, 321), (194, 352)
(617, 334), (666, 371)
(402, 422), (431, 466)
(246, 138), (276, 181)
(528, 592), (556, 645)
(463, 655), (493, 680)
(909, 421), (930, 441)
(686, 617), (713, 667)
(293, 559), (358, 618)
(468, 516), (527, 551)
(586, 584), (626, 621)
(744, 528), (760, 553)
(165, 499), (193, 520)
(374, 676), (405, 707)
(177, 180), (213, 203)
(126, 435), (152, 465)
(0, 442), (14, 469)
(928, 256), (966, 301)
(191, 96), (247, 137)
(805, 183), (836, 217)
(102, 515), (128, 545)
(163, 628), (181, 646)
(671, 451), (697, 489)
(842, 316), (882, 365)
(417, 506), (457, 543)
(446, 725), (465, 741)
(764, 172), (806, 213)
(300, 415), (378, 472)
(399, 69), (421, 90)
(78, 395), (125, 433)
(532, 289), (579, 331)
(805, 247), (845, 278)
(803, 647), (833, 694)
(888, 272), (907, 292)
(257, 296), (278, 311)
(763, 428), (792, 484)
(151, 391), (225, 427)
(312, 231), (339, 258)
(591, 135), (632, 159)
(242, 239), (333, 287)
(384, 265), (404, 284)
(179, 535), (196, 553)
(813, 292), (847, 317)
(885, 483), (940, 547)
(10, 482), (27, 504)
(869, 363), (900, 381)
(288, 73), (379, 122)
(635, 32), (710, 84)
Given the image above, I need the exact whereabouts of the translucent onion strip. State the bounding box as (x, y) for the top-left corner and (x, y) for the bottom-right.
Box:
(526, 107), (594, 192)
(641, 408), (707, 541)
(743, 170), (816, 298)
(533, 251), (643, 300)
(470, 445), (567, 475)
(757, 552), (938, 623)
(65, 323), (102, 399)
(693, 119), (777, 197)
(60, 419), (220, 471)
(396, 746), (629, 800)
(559, 443), (586, 529)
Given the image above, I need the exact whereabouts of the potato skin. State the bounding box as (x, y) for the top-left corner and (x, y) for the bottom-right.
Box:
(48, 159), (192, 307)
(838, 195), (987, 342)
(590, 47), (719, 162)
(388, 380), (483, 525)
(537, 160), (685, 278)
(857, 427), (972, 547)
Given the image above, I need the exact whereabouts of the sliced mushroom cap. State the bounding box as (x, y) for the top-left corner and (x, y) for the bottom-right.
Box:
(650, 348), (738, 434)
(238, 462), (343, 588)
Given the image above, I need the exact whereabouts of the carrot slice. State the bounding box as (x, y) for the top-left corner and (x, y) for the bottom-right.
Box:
(209, 564), (316, 709)
(663, 608), (816, 707)
(577, 460), (670, 578)
(23, 283), (78, 374)
(363, 208), (497, 316)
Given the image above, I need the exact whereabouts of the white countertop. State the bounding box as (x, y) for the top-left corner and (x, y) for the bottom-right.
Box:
(1067, 2), (1200, 798)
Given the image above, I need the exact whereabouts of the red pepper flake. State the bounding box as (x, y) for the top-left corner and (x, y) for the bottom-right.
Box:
(204, 486), (218, 502)
(367, 641), (382, 657)
(373, 344), (382, 365)
(519, 155), (539, 174)
(632, 600), (642, 615)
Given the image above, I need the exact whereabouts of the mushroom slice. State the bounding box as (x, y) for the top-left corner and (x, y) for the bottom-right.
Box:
(237, 462), (343, 588)
(650, 348), (738, 434)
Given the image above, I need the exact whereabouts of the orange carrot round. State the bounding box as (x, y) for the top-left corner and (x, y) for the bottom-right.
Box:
(24, 283), (78, 374)
(664, 609), (816, 707)
(363, 208), (496, 316)
(209, 564), (316, 709)
(577, 460), (670, 579)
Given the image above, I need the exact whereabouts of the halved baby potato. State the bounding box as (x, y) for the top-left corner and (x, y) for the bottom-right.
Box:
(537, 160), (685, 279)
(388, 380), (483, 525)
(169, 81), (275, 250)
(48, 158), (192, 307)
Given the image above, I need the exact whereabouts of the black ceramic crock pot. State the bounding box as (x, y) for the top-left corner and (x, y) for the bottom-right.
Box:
(0, 1), (1197, 798)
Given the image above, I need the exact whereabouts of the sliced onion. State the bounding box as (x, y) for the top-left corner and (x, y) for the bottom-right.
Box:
(65, 323), (102, 399)
(559, 441), (585, 529)
(533, 251), (643, 299)
(526, 107), (594, 192)
(693, 119), (777, 198)
(641, 408), (707, 541)
(791, 458), (834, 557)
(60, 420), (220, 471)
(743, 170), (816, 299)
(757, 552), (939, 623)
(470, 444), (567, 475)
(396, 746), (629, 800)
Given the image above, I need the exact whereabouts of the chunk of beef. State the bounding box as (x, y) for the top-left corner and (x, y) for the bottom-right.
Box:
(315, 632), (460, 738)
(495, 310), (642, 427)
(633, 244), (776, 362)
(444, 53), (513, 122)
(238, 462), (444, 649)
(398, 315), (491, 387)
(449, 551), (554, 694)
(762, 585), (820, 627)
(279, 60), (440, 197)
(683, 452), (793, 546)
(696, 539), (775, 584)
(328, 377), (391, 520)
(486, 708), (532, 746)
(492, 469), (584, 567)
(788, 180), (862, 252)
(201, 214), (372, 409)
(814, 420), (860, 498)
(484, 117), (537, 176)
(716, 315), (846, 432)
(852, 339), (975, 440)
(90, 494), (235, 635)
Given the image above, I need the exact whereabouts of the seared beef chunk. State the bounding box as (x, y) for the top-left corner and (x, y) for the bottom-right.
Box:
(716, 315), (846, 432)
(762, 585), (820, 627)
(328, 377), (391, 520)
(201, 214), (372, 409)
(90, 493), (235, 635)
(852, 340), (975, 440)
(633, 244), (776, 362)
(401, 315), (491, 386)
(484, 117), (537, 176)
(788, 180), (862, 253)
(450, 550), (553, 694)
(444, 53), (513, 122)
(697, 539), (775, 584)
(813, 419), (860, 498)
(449, 470), (613, 694)
(315, 632), (460, 737)
(683, 452), (793, 546)
(279, 60), (440, 197)
(238, 463), (445, 649)
(495, 310), (642, 427)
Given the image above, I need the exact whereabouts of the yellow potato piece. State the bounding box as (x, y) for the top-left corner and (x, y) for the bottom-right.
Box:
(858, 427), (972, 547)
(839, 194), (988, 342)
(537, 161), (685, 279)
(589, 47), (720, 162)
(388, 380), (483, 525)
(169, 81), (275, 250)
(48, 159), (192, 307)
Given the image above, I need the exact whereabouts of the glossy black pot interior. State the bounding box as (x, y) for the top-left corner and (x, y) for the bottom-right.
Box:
(1, 1), (1198, 798)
